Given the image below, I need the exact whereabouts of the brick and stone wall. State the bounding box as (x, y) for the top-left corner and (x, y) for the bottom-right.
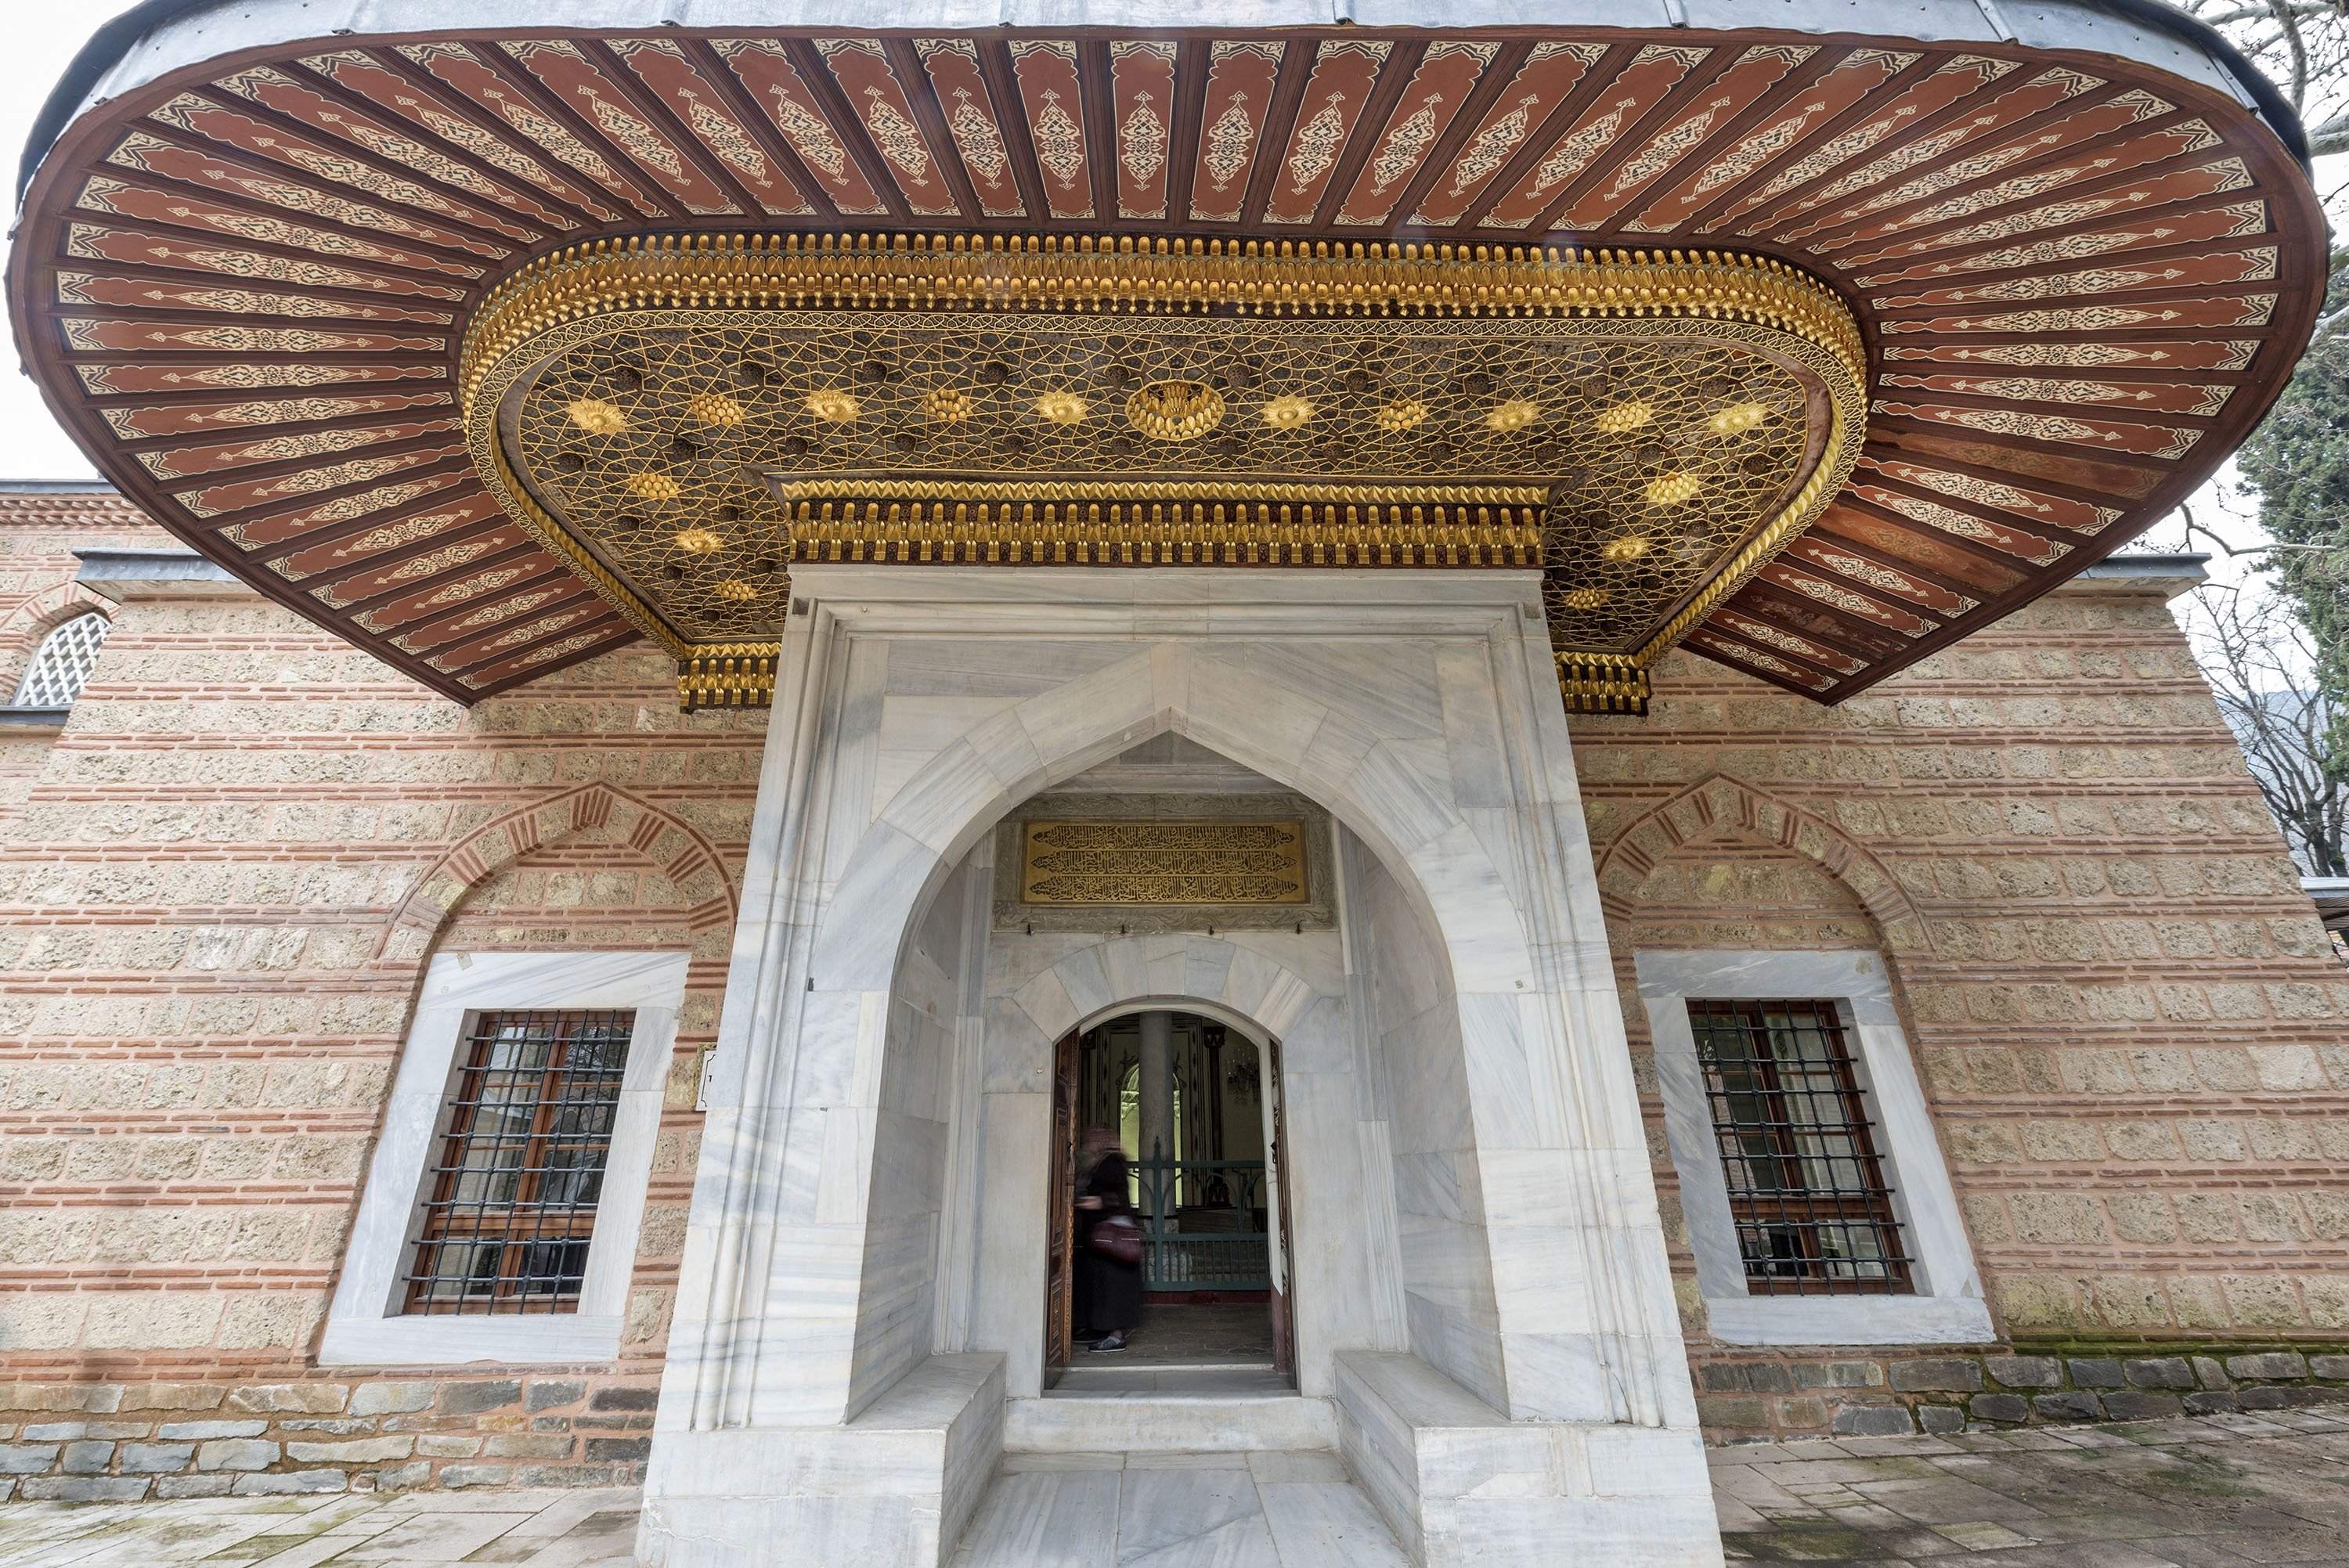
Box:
(1574, 570), (2349, 1440)
(0, 488), (166, 825)
(5, 489), (2347, 1494)
(0, 492), (766, 1498)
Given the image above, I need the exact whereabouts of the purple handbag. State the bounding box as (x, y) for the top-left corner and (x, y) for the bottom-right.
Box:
(1088, 1213), (1143, 1267)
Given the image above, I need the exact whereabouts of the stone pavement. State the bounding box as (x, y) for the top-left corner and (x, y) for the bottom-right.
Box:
(1714, 1404), (2349, 1565)
(4, 1405), (2348, 1566)
(0, 1486), (637, 1566)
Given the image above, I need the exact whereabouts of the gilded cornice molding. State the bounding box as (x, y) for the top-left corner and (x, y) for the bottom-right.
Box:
(460, 232), (1867, 712)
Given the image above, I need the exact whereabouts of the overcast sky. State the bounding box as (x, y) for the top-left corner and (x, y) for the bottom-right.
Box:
(2, 5), (144, 480)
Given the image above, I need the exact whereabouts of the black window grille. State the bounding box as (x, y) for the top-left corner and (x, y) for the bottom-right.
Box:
(403, 1009), (633, 1314)
(1687, 997), (1914, 1296)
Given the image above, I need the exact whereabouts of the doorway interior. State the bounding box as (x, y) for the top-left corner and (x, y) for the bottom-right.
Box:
(1048, 1008), (1291, 1387)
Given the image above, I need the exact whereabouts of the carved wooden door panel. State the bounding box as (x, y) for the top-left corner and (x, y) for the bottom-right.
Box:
(1044, 1028), (1080, 1382)
(1266, 1035), (1297, 1382)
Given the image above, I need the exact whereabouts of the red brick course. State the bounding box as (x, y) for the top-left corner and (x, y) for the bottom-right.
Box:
(1574, 580), (2349, 1439)
(0, 492), (765, 1492)
(5, 490), (2347, 1483)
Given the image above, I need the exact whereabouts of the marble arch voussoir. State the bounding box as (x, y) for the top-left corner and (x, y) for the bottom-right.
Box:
(817, 639), (1534, 1000)
(1009, 935), (1323, 1048)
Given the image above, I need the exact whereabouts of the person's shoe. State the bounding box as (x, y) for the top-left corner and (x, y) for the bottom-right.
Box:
(1093, 1332), (1128, 1353)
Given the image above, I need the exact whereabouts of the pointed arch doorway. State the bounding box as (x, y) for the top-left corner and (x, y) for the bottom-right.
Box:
(1046, 1006), (1295, 1389)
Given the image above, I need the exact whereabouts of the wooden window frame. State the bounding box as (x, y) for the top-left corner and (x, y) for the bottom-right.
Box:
(402, 1007), (635, 1316)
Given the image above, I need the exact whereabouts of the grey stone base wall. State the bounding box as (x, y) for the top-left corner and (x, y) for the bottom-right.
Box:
(0, 1375), (655, 1502)
(1694, 1346), (2349, 1440)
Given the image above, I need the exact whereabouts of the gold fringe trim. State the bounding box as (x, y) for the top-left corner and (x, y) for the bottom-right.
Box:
(678, 642), (779, 710)
(1557, 653), (1651, 716)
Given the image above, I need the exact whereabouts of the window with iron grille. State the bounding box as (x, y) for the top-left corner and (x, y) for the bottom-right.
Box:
(404, 1008), (634, 1314)
(1687, 997), (1914, 1296)
(11, 611), (110, 707)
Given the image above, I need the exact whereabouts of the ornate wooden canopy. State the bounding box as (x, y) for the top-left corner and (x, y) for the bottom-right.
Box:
(6, 13), (2322, 708)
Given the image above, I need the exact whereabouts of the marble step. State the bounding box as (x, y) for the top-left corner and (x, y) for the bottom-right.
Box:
(1007, 1392), (1340, 1453)
(952, 1450), (1412, 1568)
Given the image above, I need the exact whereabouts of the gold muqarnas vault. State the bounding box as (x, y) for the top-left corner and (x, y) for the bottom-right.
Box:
(460, 233), (1867, 714)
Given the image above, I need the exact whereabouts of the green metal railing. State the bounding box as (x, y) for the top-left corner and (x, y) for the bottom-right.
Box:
(1134, 1144), (1271, 1291)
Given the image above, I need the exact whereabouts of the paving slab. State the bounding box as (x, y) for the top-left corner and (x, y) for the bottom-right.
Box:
(2, 1407), (2346, 1566)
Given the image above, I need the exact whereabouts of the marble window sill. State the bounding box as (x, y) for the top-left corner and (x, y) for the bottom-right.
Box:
(1703, 1292), (1995, 1347)
(319, 1313), (624, 1367)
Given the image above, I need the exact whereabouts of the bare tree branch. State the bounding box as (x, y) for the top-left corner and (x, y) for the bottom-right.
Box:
(2176, 0), (2349, 353)
(2179, 582), (2349, 875)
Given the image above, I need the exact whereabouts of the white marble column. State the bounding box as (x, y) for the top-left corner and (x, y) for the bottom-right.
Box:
(641, 568), (1721, 1568)
(1137, 1010), (1172, 1173)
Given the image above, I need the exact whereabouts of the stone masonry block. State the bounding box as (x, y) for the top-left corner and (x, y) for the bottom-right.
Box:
(1831, 1404), (1914, 1436)
(584, 1436), (650, 1462)
(2032, 1392), (2102, 1422)
(118, 1443), (195, 1473)
(7, 1385), (125, 1415)
(1890, 1358), (1983, 1393)
(1794, 1361), (1883, 1390)
(588, 1386), (659, 1411)
(482, 1434), (572, 1460)
(283, 1437), (412, 1464)
(2192, 1357), (2230, 1390)
(0, 1446), (57, 1474)
(439, 1381), (522, 1415)
(2123, 1358), (2196, 1390)
(2100, 1391), (2183, 1421)
(512, 1464), (631, 1487)
(414, 1436), (482, 1458)
(1984, 1356), (2062, 1389)
(2184, 1391), (2240, 1416)
(348, 1382), (435, 1417)
(1968, 1394), (2030, 1423)
(525, 1379), (586, 1412)
(2225, 1353), (2308, 1380)
(20, 1422), (147, 1441)
(1917, 1405), (1965, 1435)
(2309, 1355), (2349, 1379)
(119, 1383), (224, 1412)
(18, 1476), (148, 1502)
(2067, 1358), (2124, 1389)
(227, 1384), (346, 1415)
(195, 1439), (277, 1471)
(60, 1440), (114, 1473)
(438, 1465), (514, 1488)
(157, 1420), (265, 1440)
(233, 1471), (347, 1495)
(155, 1474), (235, 1498)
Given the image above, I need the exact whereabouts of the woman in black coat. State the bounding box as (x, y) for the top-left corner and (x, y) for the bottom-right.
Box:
(1073, 1125), (1144, 1352)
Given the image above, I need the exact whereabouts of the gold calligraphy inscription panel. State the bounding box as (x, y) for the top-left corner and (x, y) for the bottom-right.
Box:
(1019, 819), (1309, 907)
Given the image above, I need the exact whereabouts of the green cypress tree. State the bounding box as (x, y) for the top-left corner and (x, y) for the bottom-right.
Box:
(2235, 260), (2349, 873)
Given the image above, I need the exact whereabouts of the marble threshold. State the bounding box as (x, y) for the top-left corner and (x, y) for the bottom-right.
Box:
(951, 1449), (1411, 1568)
(1051, 1367), (1292, 1397)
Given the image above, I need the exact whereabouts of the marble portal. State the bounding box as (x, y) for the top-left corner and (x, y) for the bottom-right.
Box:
(638, 568), (1721, 1567)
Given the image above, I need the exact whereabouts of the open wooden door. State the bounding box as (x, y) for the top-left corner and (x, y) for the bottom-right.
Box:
(1265, 1035), (1297, 1382)
(1043, 1028), (1080, 1386)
